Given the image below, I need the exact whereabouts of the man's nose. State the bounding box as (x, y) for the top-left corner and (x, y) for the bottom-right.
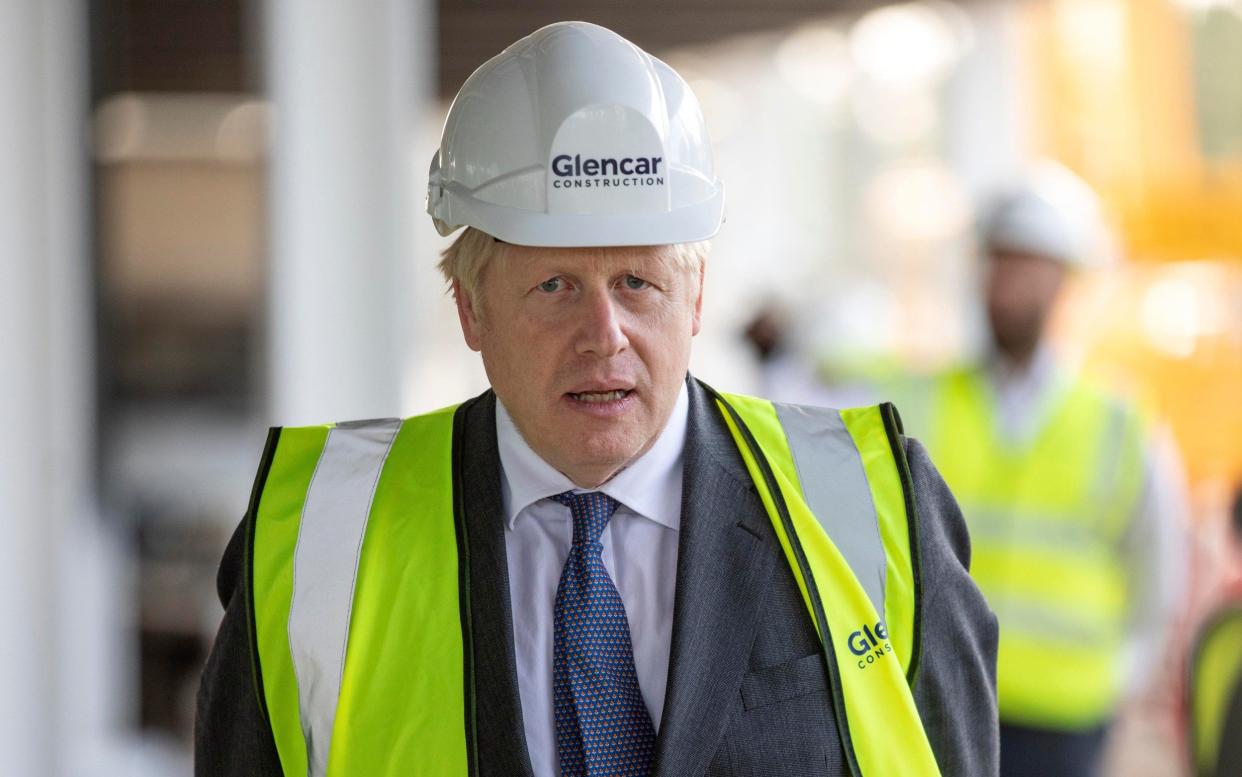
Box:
(575, 288), (628, 357)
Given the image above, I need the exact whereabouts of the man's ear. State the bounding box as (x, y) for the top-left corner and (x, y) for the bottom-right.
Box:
(691, 260), (705, 336)
(453, 279), (484, 352)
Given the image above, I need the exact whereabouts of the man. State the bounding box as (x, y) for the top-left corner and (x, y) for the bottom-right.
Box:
(196, 21), (997, 777)
(901, 165), (1187, 777)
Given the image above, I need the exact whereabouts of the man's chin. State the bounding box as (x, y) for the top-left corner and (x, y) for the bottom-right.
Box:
(549, 435), (644, 486)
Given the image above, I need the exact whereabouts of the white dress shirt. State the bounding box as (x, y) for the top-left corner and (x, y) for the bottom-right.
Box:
(497, 383), (687, 777)
(983, 345), (1068, 445)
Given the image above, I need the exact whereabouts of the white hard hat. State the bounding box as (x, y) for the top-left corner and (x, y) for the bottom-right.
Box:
(981, 161), (1113, 268)
(427, 21), (725, 247)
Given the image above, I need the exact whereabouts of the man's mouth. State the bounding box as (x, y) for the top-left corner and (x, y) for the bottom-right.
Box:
(567, 389), (632, 403)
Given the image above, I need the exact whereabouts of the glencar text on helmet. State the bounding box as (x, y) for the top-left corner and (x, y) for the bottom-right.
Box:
(550, 153), (666, 189)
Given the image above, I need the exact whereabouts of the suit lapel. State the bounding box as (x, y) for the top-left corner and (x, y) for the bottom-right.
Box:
(652, 378), (779, 777)
(458, 391), (535, 777)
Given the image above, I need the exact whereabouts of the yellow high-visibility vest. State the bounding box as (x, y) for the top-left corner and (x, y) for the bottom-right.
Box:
(919, 367), (1145, 729)
(246, 386), (942, 776)
(1189, 604), (1242, 777)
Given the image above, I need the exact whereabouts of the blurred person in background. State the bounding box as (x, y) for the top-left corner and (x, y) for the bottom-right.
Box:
(1185, 487), (1242, 777)
(744, 304), (880, 410)
(196, 20), (998, 777)
(907, 165), (1187, 777)
(747, 162), (1187, 777)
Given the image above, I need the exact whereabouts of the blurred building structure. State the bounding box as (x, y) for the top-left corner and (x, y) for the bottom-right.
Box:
(1, 4), (103, 776)
(1, 0), (1239, 774)
(88, 0), (435, 773)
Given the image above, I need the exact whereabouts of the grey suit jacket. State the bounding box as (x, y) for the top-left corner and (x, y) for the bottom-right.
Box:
(196, 377), (999, 776)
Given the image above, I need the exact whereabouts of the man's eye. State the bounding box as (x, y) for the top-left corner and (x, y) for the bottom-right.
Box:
(624, 274), (648, 290)
(538, 278), (563, 293)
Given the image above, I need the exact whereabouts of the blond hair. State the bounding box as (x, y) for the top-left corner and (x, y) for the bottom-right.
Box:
(438, 226), (710, 300)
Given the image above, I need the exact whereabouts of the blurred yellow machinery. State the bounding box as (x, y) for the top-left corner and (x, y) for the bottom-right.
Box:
(1026, 0), (1242, 493)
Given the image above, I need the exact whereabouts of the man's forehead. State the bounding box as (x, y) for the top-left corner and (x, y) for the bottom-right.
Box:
(987, 245), (1067, 270)
(500, 243), (681, 272)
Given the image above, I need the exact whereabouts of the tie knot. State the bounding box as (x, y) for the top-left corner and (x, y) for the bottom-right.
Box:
(552, 491), (619, 546)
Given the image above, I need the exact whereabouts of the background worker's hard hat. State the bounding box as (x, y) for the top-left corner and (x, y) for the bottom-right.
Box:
(426, 21), (725, 247)
(980, 160), (1114, 269)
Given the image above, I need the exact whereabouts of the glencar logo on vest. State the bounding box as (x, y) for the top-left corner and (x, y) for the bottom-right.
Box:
(848, 621), (893, 669)
(550, 153), (665, 189)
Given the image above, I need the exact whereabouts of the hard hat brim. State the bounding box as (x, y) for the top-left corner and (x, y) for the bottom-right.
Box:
(431, 179), (725, 247)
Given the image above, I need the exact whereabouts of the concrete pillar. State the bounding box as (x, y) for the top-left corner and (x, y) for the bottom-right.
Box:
(0, 1), (99, 773)
(264, 0), (432, 425)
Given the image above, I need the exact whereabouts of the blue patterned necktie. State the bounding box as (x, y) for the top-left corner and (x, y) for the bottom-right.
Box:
(551, 490), (657, 777)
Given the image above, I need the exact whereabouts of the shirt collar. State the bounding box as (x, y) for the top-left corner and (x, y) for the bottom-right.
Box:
(496, 382), (688, 533)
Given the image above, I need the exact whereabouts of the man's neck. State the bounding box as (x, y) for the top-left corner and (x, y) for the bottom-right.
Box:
(994, 342), (1037, 372)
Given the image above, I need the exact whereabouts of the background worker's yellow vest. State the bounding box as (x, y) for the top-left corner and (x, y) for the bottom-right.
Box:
(919, 368), (1145, 730)
(1189, 605), (1242, 777)
(246, 389), (942, 776)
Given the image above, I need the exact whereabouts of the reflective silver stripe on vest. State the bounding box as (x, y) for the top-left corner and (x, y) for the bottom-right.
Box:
(1092, 398), (1132, 504)
(962, 505), (1106, 556)
(984, 594), (1114, 645)
(773, 403), (887, 616)
(288, 418), (402, 777)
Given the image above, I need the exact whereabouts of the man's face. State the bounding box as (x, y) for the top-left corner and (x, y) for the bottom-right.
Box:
(455, 242), (704, 488)
(984, 247), (1067, 362)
